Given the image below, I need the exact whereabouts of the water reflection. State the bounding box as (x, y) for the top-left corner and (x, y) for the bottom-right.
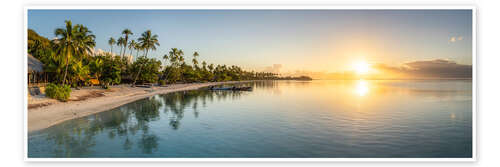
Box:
(29, 89), (249, 157)
(355, 80), (369, 97)
(28, 80), (472, 158)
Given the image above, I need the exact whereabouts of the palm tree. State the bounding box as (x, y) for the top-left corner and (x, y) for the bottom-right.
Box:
(202, 61), (207, 69)
(168, 48), (184, 61)
(132, 30), (160, 86)
(121, 29), (133, 57)
(108, 37), (116, 55)
(128, 40), (136, 57)
(74, 24), (96, 61)
(53, 20), (95, 85)
(117, 37), (125, 57)
(192, 51), (199, 67)
(133, 42), (142, 60)
(54, 20), (77, 85)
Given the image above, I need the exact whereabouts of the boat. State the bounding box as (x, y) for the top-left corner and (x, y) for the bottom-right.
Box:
(209, 86), (252, 91)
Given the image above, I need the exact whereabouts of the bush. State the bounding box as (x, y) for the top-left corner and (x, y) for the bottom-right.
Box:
(159, 80), (166, 86)
(45, 83), (71, 102)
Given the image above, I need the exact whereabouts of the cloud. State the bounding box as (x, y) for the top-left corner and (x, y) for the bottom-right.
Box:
(449, 36), (464, 43)
(375, 59), (472, 79)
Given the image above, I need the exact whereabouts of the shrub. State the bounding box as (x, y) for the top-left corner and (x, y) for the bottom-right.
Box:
(45, 83), (71, 102)
(159, 80), (166, 86)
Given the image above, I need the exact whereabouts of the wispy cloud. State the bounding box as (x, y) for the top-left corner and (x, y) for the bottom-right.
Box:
(375, 59), (472, 79)
(281, 59), (472, 79)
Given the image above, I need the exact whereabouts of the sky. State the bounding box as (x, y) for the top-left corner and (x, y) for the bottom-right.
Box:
(28, 9), (473, 75)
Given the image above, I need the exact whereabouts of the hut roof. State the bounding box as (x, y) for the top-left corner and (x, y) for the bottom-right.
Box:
(28, 54), (44, 73)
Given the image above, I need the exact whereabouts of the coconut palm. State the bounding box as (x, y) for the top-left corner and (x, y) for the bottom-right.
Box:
(117, 37), (125, 57)
(192, 51), (199, 67)
(54, 20), (78, 85)
(73, 24), (96, 61)
(53, 20), (95, 85)
(128, 40), (136, 57)
(132, 30), (160, 86)
(133, 42), (143, 62)
(121, 29), (133, 57)
(108, 37), (116, 55)
(202, 61), (207, 69)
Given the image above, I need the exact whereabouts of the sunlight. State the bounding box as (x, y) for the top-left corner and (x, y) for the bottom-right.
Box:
(353, 61), (371, 75)
(355, 80), (369, 97)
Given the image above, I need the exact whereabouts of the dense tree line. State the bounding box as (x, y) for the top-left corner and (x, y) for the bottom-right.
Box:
(28, 20), (279, 89)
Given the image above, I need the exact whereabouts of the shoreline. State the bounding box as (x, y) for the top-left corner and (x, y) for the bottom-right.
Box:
(27, 81), (255, 133)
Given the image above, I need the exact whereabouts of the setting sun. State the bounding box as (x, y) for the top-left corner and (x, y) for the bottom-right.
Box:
(354, 61), (371, 75)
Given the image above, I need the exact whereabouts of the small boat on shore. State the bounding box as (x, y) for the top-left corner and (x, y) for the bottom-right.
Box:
(209, 86), (252, 91)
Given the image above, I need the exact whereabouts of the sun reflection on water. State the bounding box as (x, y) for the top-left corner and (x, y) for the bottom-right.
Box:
(355, 80), (369, 97)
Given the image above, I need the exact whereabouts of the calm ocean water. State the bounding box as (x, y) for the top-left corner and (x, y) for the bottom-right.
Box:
(28, 80), (473, 158)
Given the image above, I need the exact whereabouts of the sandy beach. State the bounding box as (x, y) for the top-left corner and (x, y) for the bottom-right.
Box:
(27, 81), (252, 133)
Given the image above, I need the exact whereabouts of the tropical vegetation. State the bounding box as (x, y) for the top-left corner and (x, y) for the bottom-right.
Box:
(28, 20), (282, 100)
(45, 83), (71, 101)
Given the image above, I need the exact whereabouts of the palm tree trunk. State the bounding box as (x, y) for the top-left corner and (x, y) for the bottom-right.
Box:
(119, 46), (123, 57)
(122, 44), (127, 58)
(132, 49), (148, 86)
(62, 52), (70, 85)
(135, 50), (139, 61)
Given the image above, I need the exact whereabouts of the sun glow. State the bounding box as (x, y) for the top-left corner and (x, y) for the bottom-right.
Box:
(355, 80), (369, 97)
(353, 61), (371, 75)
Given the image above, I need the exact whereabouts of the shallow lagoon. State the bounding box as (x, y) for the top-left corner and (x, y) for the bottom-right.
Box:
(28, 80), (472, 158)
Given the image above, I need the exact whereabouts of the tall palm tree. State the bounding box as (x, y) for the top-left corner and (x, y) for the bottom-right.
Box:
(54, 20), (95, 85)
(168, 48), (184, 61)
(165, 48), (184, 67)
(202, 61), (207, 69)
(128, 40), (136, 57)
(74, 24), (96, 61)
(132, 30), (160, 86)
(108, 37), (116, 55)
(133, 42), (142, 60)
(117, 37), (125, 57)
(192, 51), (199, 67)
(54, 20), (77, 85)
(121, 29), (133, 57)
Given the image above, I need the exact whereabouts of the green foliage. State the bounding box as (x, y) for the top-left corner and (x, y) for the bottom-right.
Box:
(28, 29), (52, 60)
(101, 55), (123, 85)
(131, 56), (162, 83)
(68, 61), (90, 87)
(159, 80), (167, 86)
(52, 20), (96, 85)
(45, 83), (72, 101)
(29, 22), (282, 88)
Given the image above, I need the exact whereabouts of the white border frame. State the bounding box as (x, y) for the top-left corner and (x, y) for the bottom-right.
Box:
(24, 5), (477, 162)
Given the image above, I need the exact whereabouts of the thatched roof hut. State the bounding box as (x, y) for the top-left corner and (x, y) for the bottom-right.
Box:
(28, 54), (43, 73)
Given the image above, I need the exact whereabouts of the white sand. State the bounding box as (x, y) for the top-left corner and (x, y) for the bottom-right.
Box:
(28, 81), (251, 133)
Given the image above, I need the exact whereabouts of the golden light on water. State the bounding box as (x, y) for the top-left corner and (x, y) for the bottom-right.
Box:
(355, 80), (369, 97)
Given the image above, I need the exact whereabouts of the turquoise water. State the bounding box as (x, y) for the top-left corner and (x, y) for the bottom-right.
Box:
(28, 80), (473, 158)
